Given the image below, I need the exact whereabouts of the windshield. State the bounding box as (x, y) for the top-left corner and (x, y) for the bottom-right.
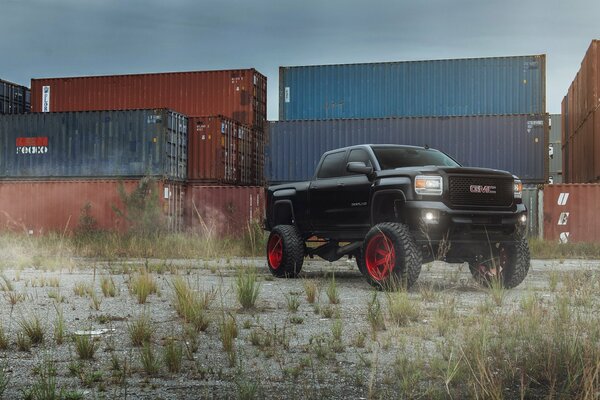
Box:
(372, 146), (460, 170)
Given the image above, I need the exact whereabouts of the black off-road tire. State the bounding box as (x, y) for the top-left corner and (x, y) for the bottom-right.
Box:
(266, 225), (305, 278)
(468, 235), (530, 289)
(356, 222), (422, 290)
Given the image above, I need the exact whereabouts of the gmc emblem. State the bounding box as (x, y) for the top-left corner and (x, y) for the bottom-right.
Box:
(469, 185), (496, 194)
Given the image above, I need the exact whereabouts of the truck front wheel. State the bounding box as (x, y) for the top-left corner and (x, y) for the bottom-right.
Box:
(468, 235), (530, 289)
(356, 222), (422, 290)
(266, 225), (304, 278)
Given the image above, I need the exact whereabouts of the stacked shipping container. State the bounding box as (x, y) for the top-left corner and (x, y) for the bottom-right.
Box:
(562, 40), (600, 183)
(0, 78), (30, 115)
(0, 68), (269, 236)
(549, 114), (563, 183)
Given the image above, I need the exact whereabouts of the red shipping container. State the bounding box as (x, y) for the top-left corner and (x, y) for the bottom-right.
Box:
(30, 69), (267, 129)
(543, 184), (600, 243)
(185, 185), (264, 237)
(0, 179), (184, 234)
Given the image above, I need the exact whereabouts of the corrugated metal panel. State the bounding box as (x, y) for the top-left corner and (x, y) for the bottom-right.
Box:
(522, 185), (540, 238)
(0, 109), (187, 180)
(279, 55), (546, 120)
(543, 184), (600, 243)
(0, 79), (30, 114)
(30, 69), (267, 129)
(549, 114), (562, 183)
(266, 114), (548, 184)
(0, 179), (184, 233)
(185, 185), (264, 237)
(187, 116), (264, 185)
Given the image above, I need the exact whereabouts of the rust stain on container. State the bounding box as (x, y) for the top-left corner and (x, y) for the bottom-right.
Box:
(185, 185), (264, 237)
(562, 40), (600, 183)
(0, 179), (184, 234)
(543, 184), (600, 243)
(187, 116), (263, 185)
(30, 69), (267, 129)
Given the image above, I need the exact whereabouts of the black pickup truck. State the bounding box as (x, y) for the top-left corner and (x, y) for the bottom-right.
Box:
(264, 144), (530, 290)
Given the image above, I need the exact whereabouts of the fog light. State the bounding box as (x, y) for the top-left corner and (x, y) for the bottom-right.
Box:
(422, 210), (439, 224)
(519, 214), (527, 224)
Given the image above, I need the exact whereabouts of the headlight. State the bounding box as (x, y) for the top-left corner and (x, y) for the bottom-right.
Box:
(415, 175), (443, 196)
(513, 179), (522, 199)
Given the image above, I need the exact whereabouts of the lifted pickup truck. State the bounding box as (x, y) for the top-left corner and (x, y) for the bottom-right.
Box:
(264, 144), (530, 289)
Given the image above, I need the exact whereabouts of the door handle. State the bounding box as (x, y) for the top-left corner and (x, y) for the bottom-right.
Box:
(337, 183), (344, 187)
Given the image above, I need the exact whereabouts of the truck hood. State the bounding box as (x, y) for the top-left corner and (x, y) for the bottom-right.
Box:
(377, 166), (517, 179)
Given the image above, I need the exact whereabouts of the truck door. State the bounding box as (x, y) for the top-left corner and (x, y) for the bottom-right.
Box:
(337, 148), (373, 229)
(309, 150), (347, 230)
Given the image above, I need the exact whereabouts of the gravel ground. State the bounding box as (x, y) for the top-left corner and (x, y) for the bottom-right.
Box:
(0, 256), (599, 399)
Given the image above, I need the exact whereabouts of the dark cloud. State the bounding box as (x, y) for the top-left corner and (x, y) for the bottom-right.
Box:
(1, 0), (598, 117)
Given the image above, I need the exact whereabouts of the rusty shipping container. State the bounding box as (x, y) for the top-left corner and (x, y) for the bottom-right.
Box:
(185, 185), (264, 237)
(0, 179), (184, 234)
(543, 184), (600, 243)
(188, 116), (264, 185)
(30, 69), (267, 129)
(562, 40), (600, 183)
(1, 78), (30, 114)
(0, 109), (187, 180)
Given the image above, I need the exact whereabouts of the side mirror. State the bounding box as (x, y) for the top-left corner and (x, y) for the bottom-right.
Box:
(346, 161), (374, 176)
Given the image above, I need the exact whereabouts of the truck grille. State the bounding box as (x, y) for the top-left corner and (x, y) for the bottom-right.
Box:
(448, 176), (514, 207)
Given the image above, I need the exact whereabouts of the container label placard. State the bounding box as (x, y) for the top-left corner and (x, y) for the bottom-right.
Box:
(284, 87), (290, 103)
(42, 86), (50, 112)
(16, 137), (49, 155)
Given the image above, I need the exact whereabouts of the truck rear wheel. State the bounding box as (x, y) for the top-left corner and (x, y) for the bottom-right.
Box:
(357, 222), (422, 290)
(468, 235), (530, 289)
(266, 225), (304, 278)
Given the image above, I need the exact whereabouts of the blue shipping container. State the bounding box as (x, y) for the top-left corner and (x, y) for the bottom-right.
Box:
(0, 109), (187, 180)
(266, 115), (548, 183)
(280, 55), (546, 120)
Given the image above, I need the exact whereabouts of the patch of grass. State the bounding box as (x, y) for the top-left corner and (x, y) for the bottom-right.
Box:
(73, 333), (97, 360)
(367, 292), (386, 334)
(0, 361), (9, 398)
(129, 269), (158, 304)
(220, 314), (238, 366)
(89, 292), (102, 311)
(128, 312), (154, 346)
(0, 323), (8, 350)
(326, 274), (340, 304)
(433, 297), (457, 336)
(54, 306), (65, 345)
(4, 290), (25, 306)
(303, 279), (318, 304)
(488, 276), (506, 307)
(73, 282), (92, 297)
(0, 274), (14, 291)
(16, 332), (31, 352)
(163, 338), (183, 373)
(529, 238), (600, 259)
(418, 281), (440, 302)
(47, 289), (64, 303)
(286, 293), (300, 312)
(170, 276), (211, 332)
(18, 314), (45, 345)
(100, 276), (117, 297)
(386, 292), (420, 327)
(235, 268), (260, 309)
(23, 358), (62, 400)
(139, 344), (160, 376)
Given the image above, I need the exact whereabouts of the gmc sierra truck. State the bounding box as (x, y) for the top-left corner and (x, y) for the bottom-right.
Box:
(264, 144), (530, 290)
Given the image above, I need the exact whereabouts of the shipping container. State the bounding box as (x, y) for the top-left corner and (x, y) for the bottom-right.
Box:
(0, 109), (187, 180)
(0, 78), (30, 114)
(522, 185), (541, 238)
(543, 184), (600, 243)
(549, 114), (562, 183)
(31, 69), (267, 129)
(279, 55), (546, 120)
(266, 114), (548, 184)
(0, 179), (184, 234)
(185, 185), (264, 237)
(187, 116), (264, 185)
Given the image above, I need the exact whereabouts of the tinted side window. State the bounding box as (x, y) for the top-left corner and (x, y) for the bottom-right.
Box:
(317, 151), (346, 179)
(346, 149), (372, 175)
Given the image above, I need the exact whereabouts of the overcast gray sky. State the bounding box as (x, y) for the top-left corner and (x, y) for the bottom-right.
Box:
(1, 0), (598, 119)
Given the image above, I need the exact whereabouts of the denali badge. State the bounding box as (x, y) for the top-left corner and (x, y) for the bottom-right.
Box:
(469, 185), (496, 194)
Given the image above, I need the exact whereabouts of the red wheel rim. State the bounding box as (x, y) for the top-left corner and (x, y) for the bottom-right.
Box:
(475, 246), (507, 279)
(365, 233), (396, 281)
(267, 233), (283, 269)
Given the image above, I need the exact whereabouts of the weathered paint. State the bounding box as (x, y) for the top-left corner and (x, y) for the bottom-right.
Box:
(0, 179), (184, 234)
(280, 55), (546, 120)
(266, 115), (548, 184)
(30, 69), (267, 129)
(188, 116), (264, 185)
(185, 185), (264, 237)
(543, 184), (600, 243)
(0, 78), (30, 114)
(0, 109), (187, 180)
(549, 114), (562, 184)
(522, 185), (540, 238)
